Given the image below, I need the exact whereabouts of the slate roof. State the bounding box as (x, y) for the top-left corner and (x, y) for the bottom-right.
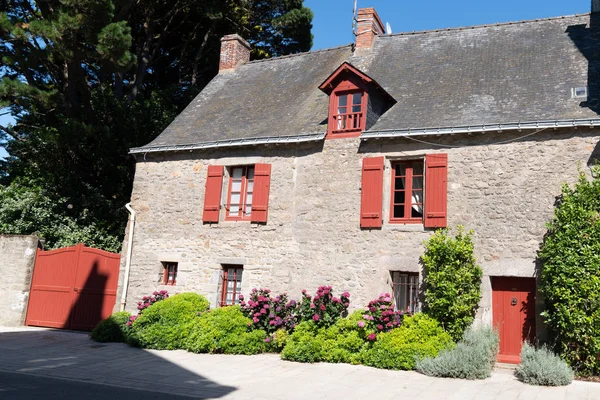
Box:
(132, 13), (600, 153)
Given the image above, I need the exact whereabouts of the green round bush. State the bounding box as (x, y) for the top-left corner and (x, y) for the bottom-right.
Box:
(129, 292), (209, 349)
(184, 306), (266, 355)
(539, 170), (600, 376)
(360, 314), (453, 370)
(281, 314), (370, 364)
(90, 311), (131, 343)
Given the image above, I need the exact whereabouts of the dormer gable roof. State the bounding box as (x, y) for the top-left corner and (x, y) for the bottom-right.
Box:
(318, 62), (395, 105)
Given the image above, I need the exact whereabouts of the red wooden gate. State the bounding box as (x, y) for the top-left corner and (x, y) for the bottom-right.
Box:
(492, 277), (536, 363)
(25, 244), (121, 331)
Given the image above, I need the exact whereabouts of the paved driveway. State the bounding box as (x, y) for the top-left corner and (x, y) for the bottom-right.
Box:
(0, 327), (598, 399)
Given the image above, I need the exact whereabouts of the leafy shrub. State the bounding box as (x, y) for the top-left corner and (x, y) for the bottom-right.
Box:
(90, 311), (131, 342)
(359, 293), (408, 333)
(129, 292), (209, 349)
(265, 328), (290, 352)
(515, 343), (573, 386)
(281, 314), (369, 364)
(539, 169), (600, 376)
(298, 286), (350, 328)
(422, 226), (483, 340)
(185, 306), (266, 355)
(416, 326), (499, 379)
(240, 288), (298, 335)
(136, 290), (169, 314)
(360, 314), (453, 370)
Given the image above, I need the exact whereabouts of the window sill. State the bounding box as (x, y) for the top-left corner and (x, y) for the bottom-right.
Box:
(383, 223), (425, 232)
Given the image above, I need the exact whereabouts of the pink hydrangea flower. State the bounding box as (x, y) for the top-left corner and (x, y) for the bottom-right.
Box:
(357, 321), (365, 328)
(312, 314), (320, 322)
(342, 292), (350, 298)
(320, 304), (326, 311)
(367, 333), (377, 341)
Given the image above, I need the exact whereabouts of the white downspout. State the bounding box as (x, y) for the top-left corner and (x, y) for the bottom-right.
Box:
(120, 203), (136, 312)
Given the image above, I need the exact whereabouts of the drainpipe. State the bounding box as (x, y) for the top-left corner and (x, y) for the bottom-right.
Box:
(120, 203), (136, 312)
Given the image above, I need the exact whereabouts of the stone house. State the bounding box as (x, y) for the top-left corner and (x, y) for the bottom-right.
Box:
(120, 4), (600, 363)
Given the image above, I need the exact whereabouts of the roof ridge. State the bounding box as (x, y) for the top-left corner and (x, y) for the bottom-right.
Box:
(380, 12), (590, 38)
(245, 44), (352, 65)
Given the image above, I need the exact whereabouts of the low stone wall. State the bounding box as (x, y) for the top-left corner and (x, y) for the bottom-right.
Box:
(0, 235), (39, 326)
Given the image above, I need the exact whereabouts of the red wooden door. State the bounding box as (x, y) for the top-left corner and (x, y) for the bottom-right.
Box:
(26, 244), (120, 331)
(492, 277), (536, 363)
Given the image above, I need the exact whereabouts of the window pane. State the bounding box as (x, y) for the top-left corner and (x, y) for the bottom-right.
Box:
(235, 269), (243, 281)
(394, 190), (405, 204)
(412, 176), (423, 190)
(245, 193), (253, 206)
(246, 181), (254, 192)
(394, 177), (405, 190)
(352, 104), (361, 113)
(411, 205), (423, 218)
(227, 268), (235, 279)
(231, 180), (242, 192)
(226, 292), (233, 303)
(394, 205), (404, 218)
(394, 164), (406, 177)
(232, 168), (243, 179)
(352, 93), (362, 105)
(412, 162), (424, 176)
(338, 94), (347, 107)
(338, 106), (347, 114)
(247, 167), (255, 179)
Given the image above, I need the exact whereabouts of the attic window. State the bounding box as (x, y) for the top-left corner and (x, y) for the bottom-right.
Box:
(572, 87), (588, 99)
(333, 92), (364, 133)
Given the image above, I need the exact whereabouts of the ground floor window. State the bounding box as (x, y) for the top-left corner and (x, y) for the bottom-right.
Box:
(162, 262), (178, 285)
(220, 265), (243, 306)
(391, 271), (419, 313)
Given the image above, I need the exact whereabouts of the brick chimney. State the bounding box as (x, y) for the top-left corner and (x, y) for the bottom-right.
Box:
(594, 0), (600, 13)
(219, 34), (251, 72)
(355, 8), (385, 49)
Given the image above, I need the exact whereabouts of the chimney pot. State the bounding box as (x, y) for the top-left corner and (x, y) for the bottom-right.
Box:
(355, 7), (385, 50)
(219, 34), (251, 72)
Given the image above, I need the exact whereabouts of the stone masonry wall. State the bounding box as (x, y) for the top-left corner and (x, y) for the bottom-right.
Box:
(0, 235), (39, 326)
(123, 128), (600, 336)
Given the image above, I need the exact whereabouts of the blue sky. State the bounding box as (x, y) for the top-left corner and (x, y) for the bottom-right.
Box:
(305, 0), (590, 50)
(0, 0), (592, 160)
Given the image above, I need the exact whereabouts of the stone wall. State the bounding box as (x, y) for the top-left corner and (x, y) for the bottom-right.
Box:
(0, 235), (39, 326)
(123, 128), (600, 337)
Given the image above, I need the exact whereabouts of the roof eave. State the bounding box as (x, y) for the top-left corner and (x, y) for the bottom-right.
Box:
(361, 118), (600, 139)
(129, 132), (326, 155)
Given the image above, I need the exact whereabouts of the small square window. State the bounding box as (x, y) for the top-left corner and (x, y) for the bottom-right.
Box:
(220, 265), (243, 306)
(572, 87), (588, 99)
(162, 262), (178, 286)
(333, 91), (364, 133)
(391, 271), (419, 313)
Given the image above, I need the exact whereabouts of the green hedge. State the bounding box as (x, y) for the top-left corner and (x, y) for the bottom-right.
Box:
(90, 311), (131, 343)
(422, 227), (482, 341)
(129, 292), (209, 349)
(416, 326), (499, 379)
(184, 306), (266, 355)
(360, 314), (453, 370)
(539, 170), (600, 376)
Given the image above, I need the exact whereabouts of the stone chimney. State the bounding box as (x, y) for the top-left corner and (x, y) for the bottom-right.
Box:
(355, 8), (385, 49)
(594, 0), (600, 13)
(219, 34), (251, 72)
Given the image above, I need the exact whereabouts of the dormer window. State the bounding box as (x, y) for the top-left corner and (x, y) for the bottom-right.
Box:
(319, 62), (396, 140)
(333, 91), (365, 133)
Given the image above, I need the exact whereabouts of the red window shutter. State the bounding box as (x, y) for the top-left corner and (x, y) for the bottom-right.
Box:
(424, 154), (448, 228)
(360, 156), (384, 228)
(251, 163), (271, 223)
(202, 165), (224, 223)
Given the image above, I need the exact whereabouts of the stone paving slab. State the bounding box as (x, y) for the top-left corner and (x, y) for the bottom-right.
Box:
(1, 327), (599, 399)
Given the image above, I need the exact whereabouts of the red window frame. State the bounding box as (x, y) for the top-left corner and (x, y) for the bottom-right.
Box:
(162, 262), (178, 286)
(220, 266), (243, 307)
(389, 160), (424, 224)
(391, 271), (419, 313)
(330, 90), (366, 135)
(225, 165), (255, 221)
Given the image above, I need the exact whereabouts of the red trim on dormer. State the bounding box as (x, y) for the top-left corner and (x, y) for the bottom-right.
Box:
(319, 62), (374, 95)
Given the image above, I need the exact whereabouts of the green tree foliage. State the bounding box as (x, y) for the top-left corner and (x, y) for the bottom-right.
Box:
(539, 169), (600, 376)
(0, 0), (313, 250)
(422, 226), (483, 341)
